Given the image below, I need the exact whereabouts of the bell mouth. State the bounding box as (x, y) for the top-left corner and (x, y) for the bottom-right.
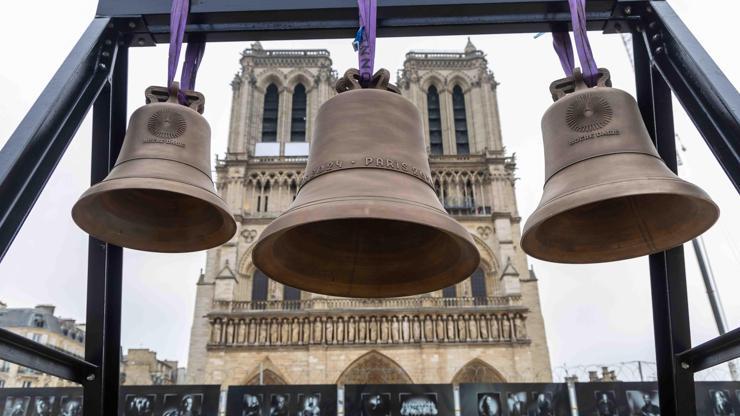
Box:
(521, 185), (719, 264)
(72, 177), (236, 253)
(253, 200), (480, 298)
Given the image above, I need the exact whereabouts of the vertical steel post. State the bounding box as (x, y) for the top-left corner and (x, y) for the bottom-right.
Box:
(633, 33), (696, 415)
(83, 44), (128, 415)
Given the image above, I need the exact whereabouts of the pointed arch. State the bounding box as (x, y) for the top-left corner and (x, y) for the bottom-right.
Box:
(336, 351), (413, 384)
(452, 358), (506, 384)
(419, 71), (446, 92)
(244, 358), (290, 385)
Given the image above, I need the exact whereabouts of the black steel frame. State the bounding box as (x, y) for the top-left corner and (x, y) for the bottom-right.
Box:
(0, 1), (737, 415)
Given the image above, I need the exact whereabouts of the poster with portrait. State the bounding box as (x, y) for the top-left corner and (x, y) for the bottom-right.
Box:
(576, 382), (663, 416)
(695, 382), (740, 416)
(123, 394), (156, 416)
(225, 384), (337, 416)
(116, 385), (219, 416)
(459, 383), (570, 416)
(2, 396), (30, 416)
(0, 388), (83, 416)
(29, 396), (55, 416)
(344, 384), (453, 416)
(58, 396), (83, 416)
(625, 389), (659, 416)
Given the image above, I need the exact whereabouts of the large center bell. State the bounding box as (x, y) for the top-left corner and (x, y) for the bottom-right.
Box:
(521, 69), (719, 263)
(72, 84), (237, 252)
(253, 69), (479, 298)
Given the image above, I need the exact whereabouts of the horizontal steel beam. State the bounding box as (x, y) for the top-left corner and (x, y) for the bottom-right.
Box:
(676, 327), (740, 373)
(0, 17), (117, 261)
(643, 1), (740, 192)
(0, 328), (97, 384)
(98, 0), (631, 43)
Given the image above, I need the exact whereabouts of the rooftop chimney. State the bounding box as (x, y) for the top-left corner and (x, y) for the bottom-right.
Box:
(35, 304), (56, 315)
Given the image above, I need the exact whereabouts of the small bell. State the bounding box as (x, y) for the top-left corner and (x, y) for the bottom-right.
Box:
(252, 69), (479, 298)
(72, 83), (236, 252)
(521, 69), (719, 263)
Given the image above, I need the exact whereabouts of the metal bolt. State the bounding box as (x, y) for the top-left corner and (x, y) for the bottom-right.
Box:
(102, 51), (110, 58)
(681, 362), (689, 370)
(614, 23), (622, 32)
(137, 38), (146, 46)
(128, 21), (137, 29)
(105, 39), (112, 46)
(649, 21), (658, 30)
(624, 6), (631, 15)
(655, 46), (664, 55)
(98, 63), (108, 70)
(646, 5), (653, 13)
(86, 374), (96, 381)
(651, 33), (662, 43)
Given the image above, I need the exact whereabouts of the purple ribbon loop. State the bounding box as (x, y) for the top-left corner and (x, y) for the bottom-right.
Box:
(552, 0), (599, 87)
(168, 0), (206, 105)
(357, 0), (377, 85)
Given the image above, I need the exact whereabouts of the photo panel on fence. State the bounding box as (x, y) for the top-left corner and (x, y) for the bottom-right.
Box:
(694, 381), (740, 416)
(0, 387), (83, 416)
(344, 384), (453, 416)
(118, 385), (220, 416)
(459, 383), (570, 416)
(575, 382), (661, 416)
(225, 384), (337, 416)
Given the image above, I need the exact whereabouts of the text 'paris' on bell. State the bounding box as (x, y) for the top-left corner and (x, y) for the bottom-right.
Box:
(521, 68), (719, 263)
(252, 69), (480, 298)
(72, 84), (237, 252)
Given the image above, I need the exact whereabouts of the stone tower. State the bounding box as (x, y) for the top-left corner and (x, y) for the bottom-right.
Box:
(186, 40), (552, 386)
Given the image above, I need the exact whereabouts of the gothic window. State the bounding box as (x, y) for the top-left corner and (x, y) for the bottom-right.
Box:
(262, 182), (270, 213)
(289, 181), (298, 201)
(252, 270), (269, 305)
(261, 83), (279, 142)
(471, 268), (488, 305)
(427, 86), (443, 155)
(465, 179), (475, 211)
(290, 84), (307, 142)
(442, 285), (456, 298)
(452, 85), (469, 154)
(283, 285), (301, 310)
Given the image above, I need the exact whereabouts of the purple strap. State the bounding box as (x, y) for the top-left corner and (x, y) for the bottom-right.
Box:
(168, 0), (206, 104)
(552, 0), (599, 87)
(357, 0), (377, 84)
(552, 31), (575, 76)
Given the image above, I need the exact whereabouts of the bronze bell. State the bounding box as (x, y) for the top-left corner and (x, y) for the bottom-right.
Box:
(252, 69), (480, 298)
(72, 84), (237, 252)
(521, 68), (719, 263)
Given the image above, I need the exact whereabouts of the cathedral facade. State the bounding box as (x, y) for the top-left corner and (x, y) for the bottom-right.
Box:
(186, 40), (552, 386)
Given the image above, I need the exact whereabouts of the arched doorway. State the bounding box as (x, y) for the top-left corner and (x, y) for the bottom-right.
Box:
(452, 358), (506, 383)
(337, 351), (413, 384)
(246, 369), (287, 385)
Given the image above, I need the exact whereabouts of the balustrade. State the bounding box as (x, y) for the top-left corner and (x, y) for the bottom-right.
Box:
(207, 310), (528, 348)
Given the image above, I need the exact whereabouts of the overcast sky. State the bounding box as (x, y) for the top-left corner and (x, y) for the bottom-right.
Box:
(0, 0), (738, 380)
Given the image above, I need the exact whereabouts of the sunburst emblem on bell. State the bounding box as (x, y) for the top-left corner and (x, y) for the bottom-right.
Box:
(252, 69), (480, 298)
(72, 83), (237, 252)
(521, 68), (719, 263)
